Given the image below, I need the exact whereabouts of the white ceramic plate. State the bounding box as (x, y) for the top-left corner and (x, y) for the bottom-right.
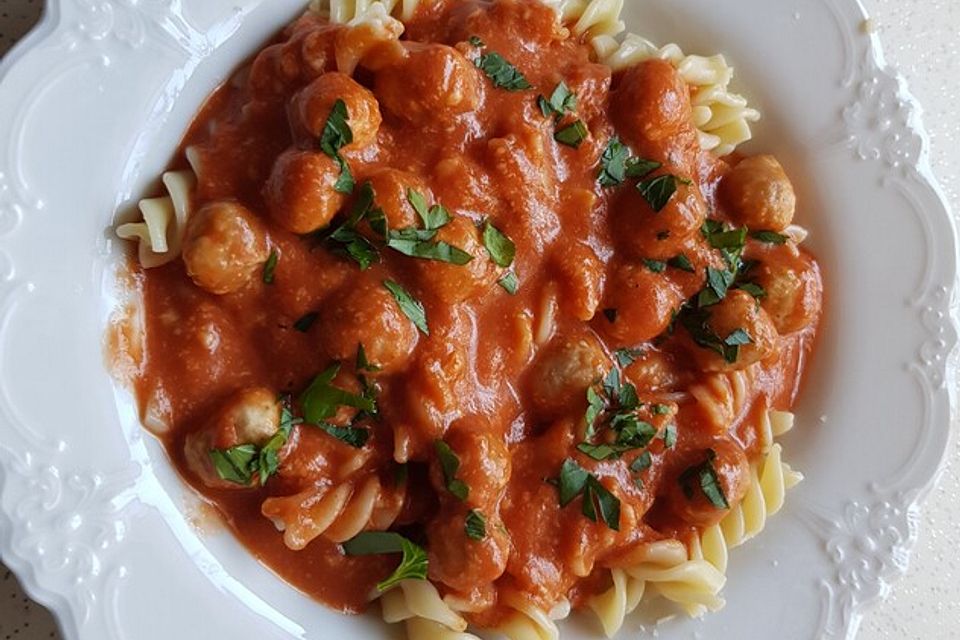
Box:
(0, 1), (956, 639)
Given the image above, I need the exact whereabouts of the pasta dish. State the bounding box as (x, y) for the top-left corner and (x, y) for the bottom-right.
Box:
(115, 0), (823, 637)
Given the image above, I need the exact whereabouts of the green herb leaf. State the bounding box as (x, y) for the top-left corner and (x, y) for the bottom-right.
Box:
(263, 250), (279, 284)
(576, 442), (622, 461)
(209, 444), (258, 485)
(475, 52), (531, 91)
(737, 282), (766, 299)
(598, 137), (631, 187)
(465, 510), (487, 541)
(698, 266), (736, 307)
(406, 189), (451, 230)
(356, 343), (381, 372)
(468, 35), (485, 47)
(482, 221), (516, 268)
(315, 422), (369, 448)
(538, 81), (577, 119)
(750, 230), (790, 245)
(630, 450), (653, 473)
(498, 271), (519, 294)
(679, 450), (730, 510)
(724, 328), (752, 347)
(614, 348), (643, 368)
(435, 440), (469, 500)
(330, 227), (379, 269)
(668, 253), (695, 273)
(300, 363), (377, 424)
(383, 280), (429, 335)
(584, 386), (606, 439)
(582, 476), (620, 531)
(293, 312), (319, 333)
(625, 157), (663, 179)
(603, 308), (618, 323)
(554, 120), (589, 148)
(638, 174), (680, 212)
(643, 259), (667, 273)
(387, 232), (474, 265)
(333, 155), (355, 194)
(320, 99), (353, 158)
(557, 458), (590, 507)
(662, 424), (677, 449)
(341, 532), (429, 592)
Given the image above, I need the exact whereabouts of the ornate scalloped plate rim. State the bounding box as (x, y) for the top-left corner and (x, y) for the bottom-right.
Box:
(0, 1), (956, 639)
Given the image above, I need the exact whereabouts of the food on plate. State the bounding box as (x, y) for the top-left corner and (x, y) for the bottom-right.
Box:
(116, 0), (822, 637)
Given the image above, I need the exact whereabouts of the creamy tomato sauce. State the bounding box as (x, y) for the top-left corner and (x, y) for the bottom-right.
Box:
(129, 0), (822, 626)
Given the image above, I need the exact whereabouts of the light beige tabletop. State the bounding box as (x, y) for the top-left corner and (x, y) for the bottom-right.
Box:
(0, 0), (957, 637)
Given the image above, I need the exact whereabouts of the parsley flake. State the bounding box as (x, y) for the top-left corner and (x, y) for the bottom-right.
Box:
(383, 280), (429, 335)
(475, 52), (531, 91)
(750, 230), (790, 245)
(318, 99), (355, 194)
(465, 510), (487, 541)
(435, 440), (469, 500)
(482, 221), (516, 268)
(293, 312), (318, 333)
(341, 532), (428, 592)
(538, 81), (577, 119)
(554, 120), (589, 148)
(262, 250), (279, 284)
(638, 174), (681, 212)
(498, 271), (519, 295)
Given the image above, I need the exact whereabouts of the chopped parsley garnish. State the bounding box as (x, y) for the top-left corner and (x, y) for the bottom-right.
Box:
(538, 81), (577, 119)
(638, 174), (681, 212)
(662, 424), (678, 448)
(643, 259), (667, 273)
(383, 280), (429, 335)
(579, 360), (662, 460)
(737, 282), (766, 299)
(602, 308), (618, 323)
(435, 440), (469, 500)
(387, 229), (474, 265)
(553, 459), (620, 530)
(325, 181), (381, 270)
(468, 35), (485, 47)
(475, 52), (531, 91)
(318, 98), (355, 194)
(356, 343), (381, 372)
(679, 306), (753, 363)
(315, 422), (369, 448)
(614, 347), (643, 368)
(554, 120), (589, 148)
(498, 272), (519, 295)
(679, 450), (730, 510)
(482, 221), (516, 268)
(699, 266), (737, 307)
(341, 531), (429, 592)
(262, 250), (278, 284)
(407, 189), (451, 230)
(465, 510), (487, 541)
(597, 137), (662, 187)
(209, 397), (302, 486)
(300, 363), (377, 429)
(751, 230), (790, 245)
(293, 312), (318, 333)
(668, 253), (695, 273)
(630, 451), (653, 473)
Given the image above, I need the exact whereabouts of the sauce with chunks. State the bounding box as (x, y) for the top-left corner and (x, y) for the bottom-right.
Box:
(127, 0), (822, 626)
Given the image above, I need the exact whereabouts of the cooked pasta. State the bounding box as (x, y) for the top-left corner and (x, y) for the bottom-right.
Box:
(116, 169), (194, 268)
(116, 1), (823, 639)
(262, 475), (405, 548)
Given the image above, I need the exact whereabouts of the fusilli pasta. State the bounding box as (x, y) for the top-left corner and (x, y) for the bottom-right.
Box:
(261, 475), (405, 549)
(310, 0), (421, 22)
(688, 366), (756, 433)
(495, 590), (566, 640)
(382, 580), (474, 635)
(116, 169), (195, 269)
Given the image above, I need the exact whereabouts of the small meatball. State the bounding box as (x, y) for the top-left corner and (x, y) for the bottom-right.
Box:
(362, 168), (426, 233)
(625, 349), (688, 392)
(432, 422), (511, 507)
(184, 387), (281, 489)
(754, 247), (823, 334)
(553, 243), (604, 322)
(412, 216), (498, 305)
(181, 201), (269, 295)
(665, 438), (751, 528)
(290, 72), (381, 149)
(265, 149), (347, 234)
(318, 278), (419, 373)
(720, 155), (796, 232)
(692, 290), (779, 372)
(600, 264), (684, 346)
(612, 60), (693, 145)
(612, 179), (708, 260)
(529, 333), (609, 419)
(248, 22), (341, 99)
(427, 507), (510, 593)
(433, 155), (500, 218)
(375, 44), (482, 124)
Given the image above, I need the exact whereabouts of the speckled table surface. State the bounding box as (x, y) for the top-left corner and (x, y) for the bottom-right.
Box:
(1, 1), (958, 639)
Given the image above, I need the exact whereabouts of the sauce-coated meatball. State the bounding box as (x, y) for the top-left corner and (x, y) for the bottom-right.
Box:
(290, 72), (382, 149)
(601, 264), (684, 346)
(612, 179), (708, 260)
(248, 21), (341, 99)
(375, 44), (482, 124)
(754, 246), (822, 334)
(427, 507), (510, 593)
(693, 289), (779, 372)
(184, 387), (281, 488)
(529, 333), (609, 419)
(182, 201), (269, 295)
(412, 216), (498, 305)
(432, 422), (511, 507)
(362, 168), (427, 233)
(720, 155), (796, 231)
(612, 60), (692, 145)
(265, 149), (347, 234)
(318, 277), (420, 373)
(664, 437), (750, 528)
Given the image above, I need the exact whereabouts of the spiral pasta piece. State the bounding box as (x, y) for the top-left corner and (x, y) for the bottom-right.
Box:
(382, 580), (473, 633)
(311, 0), (420, 22)
(116, 169), (195, 268)
(261, 475), (404, 549)
(495, 590), (565, 640)
(688, 366), (755, 433)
